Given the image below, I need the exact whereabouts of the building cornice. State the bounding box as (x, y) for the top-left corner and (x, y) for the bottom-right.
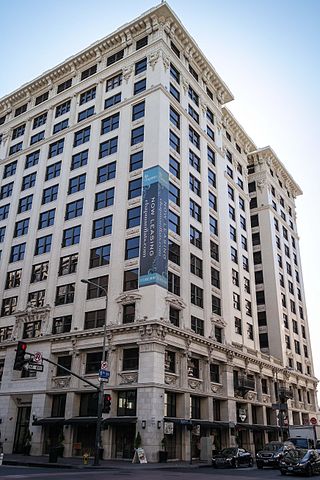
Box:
(248, 146), (303, 198)
(0, 2), (233, 115)
(222, 107), (257, 154)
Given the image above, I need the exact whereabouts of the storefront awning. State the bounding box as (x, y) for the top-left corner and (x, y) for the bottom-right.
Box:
(103, 416), (137, 425)
(164, 418), (230, 428)
(236, 423), (285, 431)
(32, 417), (65, 426)
(64, 416), (98, 425)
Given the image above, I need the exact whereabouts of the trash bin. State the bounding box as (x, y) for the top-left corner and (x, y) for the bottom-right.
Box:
(49, 447), (58, 463)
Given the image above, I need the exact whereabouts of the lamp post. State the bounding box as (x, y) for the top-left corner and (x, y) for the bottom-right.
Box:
(81, 278), (108, 466)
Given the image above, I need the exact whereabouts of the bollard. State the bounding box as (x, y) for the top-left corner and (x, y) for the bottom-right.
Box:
(83, 452), (89, 465)
(0, 453), (3, 466)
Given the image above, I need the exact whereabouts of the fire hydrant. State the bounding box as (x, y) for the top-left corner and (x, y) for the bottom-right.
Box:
(83, 452), (89, 465)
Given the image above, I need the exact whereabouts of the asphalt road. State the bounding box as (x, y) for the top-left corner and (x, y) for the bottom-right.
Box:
(0, 466), (290, 480)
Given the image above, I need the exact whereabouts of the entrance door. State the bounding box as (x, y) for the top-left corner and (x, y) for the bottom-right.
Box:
(13, 406), (31, 453)
(115, 424), (135, 459)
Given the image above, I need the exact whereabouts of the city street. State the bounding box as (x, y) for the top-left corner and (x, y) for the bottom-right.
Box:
(0, 465), (291, 480)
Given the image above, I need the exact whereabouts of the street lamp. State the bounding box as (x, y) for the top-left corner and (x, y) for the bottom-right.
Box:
(81, 278), (108, 466)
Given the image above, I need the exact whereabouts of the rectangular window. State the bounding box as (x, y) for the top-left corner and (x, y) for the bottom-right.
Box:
(130, 151), (143, 171)
(208, 169), (216, 188)
(190, 253), (203, 278)
(52, 315), (72, 334)
(123, 269), (138, 291)
(104, 93), (121, 109)
(1, 296), (18, 316)
(169, 155), (180, 178)
(22, 172), (36, 190)
(189, 174), (201, 196)
(207, 146), (215, 166)
(207, 125), (215, 141)
(209, 191), (217, 211)
(85, 275), (108, 299)
(71, 150), (88, 170)
(106, 49), (124, 66)
(42, 185), (58, 204)
(168, 271), (180, 296)
(68, 174), (86, 193)
(231, 246), (238, 263)
(132, 101), (145, 121)
(30, 262), (49, 283)
(210, 364), (220, 384)
(89, 244), (111, 268)
(190, 225), (202, 249)
(170, 83), (180, 102)
(169, 182), (180, 205)
(168, 240), (180, 265)
(191, 316), (204, 336)
(35, 235), (52, 254)
(133, 79), (146, 95)
(45, 161), (61, 180)
(131, 125), (144, 145)
(18, 195), (32, 213)
(13, 218), (30, 238)
(84, 310), (105, 330)
(170, 106), (180, 129)
(55, 283), (75, 305)
(28, 289), (45, 308)
(12, 124), (26, 140)
(65, 199), (83, 220)
(78, 106), (95, 122)
(106, 73), (122, 92)
(6, 268), (22, 289)
(99, 137), (118, 158)
(135, 57), (147, 75)
(62, 225), (81, 247)
(169, 306), (180, 326)
(209, 215), (218, 236)
(188, 104), (199, 123)
(79, 87), (96, 106)
(189, 150), (200, 172)
(189, 126), (200, 149)
(55, 100), (71, 117)
(125, 236), (140, 259)
(92, 215), (112, 238)
(170, 63), (180, 83)
(211, 267), (220, 288)
(81, 64), (97, 80)
(210, 240), (219, 261)
(9, 142), (23, 156)
(191, 284), (203, 307)
(136, 35), (148, 50)
(53, 119), (68, 134)
(127, 206), (141, 229)
(48, 139), (64, 158)
(35, 91), (49, 105)
(94, 187), (115, 209)
(73, 126), (90, 147)
(57, 78), (72, 93)
(97, 162), (116, 183)
(15, 103), (27, 117)
(58, 253), (78, 276)
(3, 160), (17, 178)
(190, 199), (201, 222)
(0, 182), (13, 199)
(128, 178), (142, 199)
(101, 112), (120, 134)
(188, 85), (199, 106)
(38, 209), (55, 228)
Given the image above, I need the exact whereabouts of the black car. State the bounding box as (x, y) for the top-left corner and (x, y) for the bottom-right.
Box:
(280, 448), (320, 476)
(256, 441), (285, 469)
(212, 447), (253, 468)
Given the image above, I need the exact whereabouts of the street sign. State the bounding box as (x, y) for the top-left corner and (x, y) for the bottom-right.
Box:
(99, 369), (110, 379)
(33, 352), (42, 364)
(27, 363), (44, 372)
(310, 417), (318, 425)
(101, 361), (108, 370)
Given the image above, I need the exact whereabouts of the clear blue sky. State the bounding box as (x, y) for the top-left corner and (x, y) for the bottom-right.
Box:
(1, 0), (320, 379)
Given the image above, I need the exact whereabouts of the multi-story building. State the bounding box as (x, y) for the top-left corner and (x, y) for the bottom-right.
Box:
(0, 2), (317, 462)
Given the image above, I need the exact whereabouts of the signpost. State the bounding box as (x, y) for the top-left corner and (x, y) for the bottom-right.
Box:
(99, 369), (110, 381)
(27, 363), (44, 372)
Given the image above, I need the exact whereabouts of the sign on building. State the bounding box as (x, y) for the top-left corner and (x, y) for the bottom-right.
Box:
(139, 166), (169, 289)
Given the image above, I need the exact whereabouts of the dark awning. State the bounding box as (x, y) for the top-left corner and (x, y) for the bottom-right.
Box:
(33, 417), (65, 426)
(103, 417), (137, 425)
(64, 416), (97, 425)
(236, 423), (285, 432)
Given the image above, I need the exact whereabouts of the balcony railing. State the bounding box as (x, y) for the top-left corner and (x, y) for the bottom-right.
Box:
(234, 375), (255, 396)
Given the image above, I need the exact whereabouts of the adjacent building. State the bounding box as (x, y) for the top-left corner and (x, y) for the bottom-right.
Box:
(0, 2), (317, 462)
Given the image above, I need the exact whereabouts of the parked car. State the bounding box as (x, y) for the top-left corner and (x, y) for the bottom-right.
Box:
(279, 448), (320, 476)
(256, 441), (286, 469)
(212, 447), (253, 468)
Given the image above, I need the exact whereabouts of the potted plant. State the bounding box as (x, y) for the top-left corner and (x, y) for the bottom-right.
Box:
(159, 436), (168, 463)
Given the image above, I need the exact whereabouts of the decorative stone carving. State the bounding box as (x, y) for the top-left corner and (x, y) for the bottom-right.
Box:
(116, 292), (142, 305)
(245, 391), (257, 401)
(165, 373), (177, 385)
(13, 304), (51, 339)
(119, 372), (138, 384)
(161, 52), (170, 71)
(123, 65), (133, 83)
(52, 377), (71, 389)
(165, 295), (186, 310)
(181, 76), (189, 94)
(211, 383), (222, 394)
(148, 50), (160, 70)
(188, 378), (201, 390)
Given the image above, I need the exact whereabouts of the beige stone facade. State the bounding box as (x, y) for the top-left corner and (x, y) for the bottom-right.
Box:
(0, 2), (317, 462)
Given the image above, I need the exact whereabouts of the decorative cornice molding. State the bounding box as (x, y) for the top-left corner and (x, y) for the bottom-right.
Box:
(222, 107), (257, 153)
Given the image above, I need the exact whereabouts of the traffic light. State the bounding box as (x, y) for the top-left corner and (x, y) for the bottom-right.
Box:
(13, 341), (27, 371)
(103, 394), (112, 413)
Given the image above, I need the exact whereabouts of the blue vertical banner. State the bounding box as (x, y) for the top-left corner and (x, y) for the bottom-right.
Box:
(139, 166), (169, 289)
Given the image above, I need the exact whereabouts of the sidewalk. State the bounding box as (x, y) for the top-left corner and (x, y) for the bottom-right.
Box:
(3, 453), (209, 470)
